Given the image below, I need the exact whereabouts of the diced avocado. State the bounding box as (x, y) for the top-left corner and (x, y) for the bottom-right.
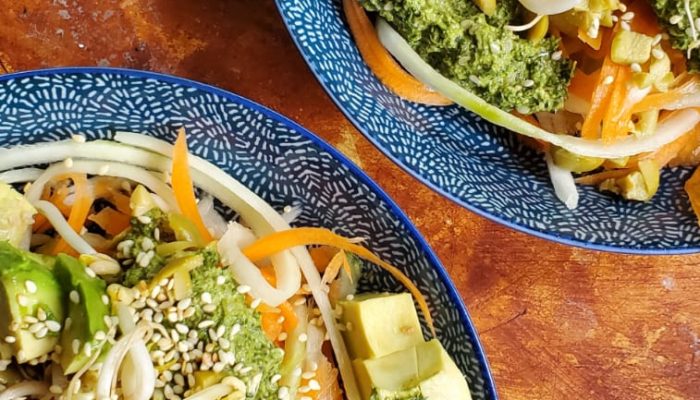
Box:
(472, 0), (495, 16)
(416, 340), (472, 400)
(611, 30), (653, 65)
(53, 254), (111, 374)
(552, 147), (604, 173)
(0, 183), (36, 248)
(353, 347), (419, 399)
(129, 185), (158, 217)
(355, 340), (472, 400)
(0, 242), (64, 363)
(339, 293), (423, 360)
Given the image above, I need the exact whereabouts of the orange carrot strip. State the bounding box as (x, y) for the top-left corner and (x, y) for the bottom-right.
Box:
(51, 174), (94, 255)
(261, 312), (284, 343)
(242, 227), (435, 336)
(343, 0), (452, 106)
(568, 69), (600, 101)
(87, 207), (131, 236)
(581, 58), (619, 139)
(278, 302), (299, 333)
(601, 67), (631, 143)
(172, 128), (214, 244)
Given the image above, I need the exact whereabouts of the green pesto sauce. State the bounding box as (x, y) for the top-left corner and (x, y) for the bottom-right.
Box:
(186, 248), (283, 400)
(121, 209), (167, 287)
(361, 0), (574, 113)
(650, 0), (700, 71)
(119, 215), (282, 399)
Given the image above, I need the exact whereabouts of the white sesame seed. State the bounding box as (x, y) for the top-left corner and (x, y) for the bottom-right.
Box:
(523, 79), (535, 88)
(72, 339), (81, 354)
(489, 43), (500, 53)
(300, 396), (312, 400)
(299, 333), (308, 343)
(468, 75), (482, 86)
(250, 298), (262, 309)
(653, 34), (663, 46)
(236, 285), (251, 294)
(101, 294), (110, 306)
(551, 50), (563, 61)
(620, 21), (631, 31)
(216, 276), (226, 286)
(293, 298), (306, 306)
(670, 15), (683, 25)
(64, 317), (73, 330)
(94, 331), (106, 341)
(70, 290), (80, 304)
(17, 294), (29, 307)
(201, 292), (213, 304)
(84, 343), (93, 357)
(45, 320), (61, 332)
(175, 324), (189, 335)
(4, 336), (15, 344)
(271, 374), (282, 384)
(63, 158), (74, 168)
(631, 63), (642, 73)
(25, 280), (37, 293)
(84, 267), (97, 278)
(603, 75), (615, 85)
(277, 332), (288, 341)
(219, 338), (231, 350)
(137, 215), (152, 224)
(231, 324), (241, 336)
(621, 11), (635, 21)
(37, 308), (47, 321)
(298, 386), (311, 394)
(198, 320), (215, 329)
(24, 315), (38, 324)
(178, 298), (192, 310)
(302, 371), (316, 380)
(167, 313), (179, 323)
(308, 379), (321, 391)
(202, 304), (216, 314)
(278, 387), (290, 399)
(652, 48), (665, 60)
(71, 134), (86, 143)
(29, 322), (44, 333)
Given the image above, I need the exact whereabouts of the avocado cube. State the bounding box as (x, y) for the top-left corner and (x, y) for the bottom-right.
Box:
(0, 242), (64, 363)
(0, 183), (36, 248)
(611, 30), (653, 65)
(339, 293), (423, 360)
(53, 254), (111, 374)
(353, 340), (472, 400)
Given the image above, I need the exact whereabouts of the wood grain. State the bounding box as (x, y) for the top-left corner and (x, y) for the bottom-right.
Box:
(1, 0), (699, 398)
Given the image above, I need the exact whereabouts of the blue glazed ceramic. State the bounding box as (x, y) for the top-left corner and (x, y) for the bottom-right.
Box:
(0, 68), (498, 400)
(275, 0), (700, 254)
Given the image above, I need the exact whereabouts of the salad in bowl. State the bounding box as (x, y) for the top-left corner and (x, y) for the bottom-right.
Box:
(0, 130), (471, 400)
(344, 0), (700, 213)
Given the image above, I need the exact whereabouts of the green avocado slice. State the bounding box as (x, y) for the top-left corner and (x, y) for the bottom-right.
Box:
(53, 254), (111, 374)
(0, 242), (64, 363)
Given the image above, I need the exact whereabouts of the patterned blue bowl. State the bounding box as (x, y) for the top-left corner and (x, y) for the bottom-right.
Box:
(0, 68), (498, 399)
(275, 0), (700, 254)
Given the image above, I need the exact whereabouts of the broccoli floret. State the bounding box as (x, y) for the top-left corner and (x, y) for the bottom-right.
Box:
(118, 209), (168, 287)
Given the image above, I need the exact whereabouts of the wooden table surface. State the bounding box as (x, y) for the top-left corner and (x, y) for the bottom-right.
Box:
(2, 1), (699, 398)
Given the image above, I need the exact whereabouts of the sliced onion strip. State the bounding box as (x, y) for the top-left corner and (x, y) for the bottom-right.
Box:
(33, 200), (96, 255)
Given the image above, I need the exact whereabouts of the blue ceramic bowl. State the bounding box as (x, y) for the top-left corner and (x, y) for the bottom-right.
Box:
(275, 0), (700, 254)
(0, 68), (498, 399)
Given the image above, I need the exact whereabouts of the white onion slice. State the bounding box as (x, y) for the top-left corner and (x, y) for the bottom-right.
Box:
(96, 326), (154, 400)
(518, 0), (582, 15)
(545, 152), (579, 209)
(183, 383), (234, 400)
(120, 338), (156, 400)
(33, 200), (97, 255)
(0, 168), (44, 184)
(506, 14), (544, 32)
(375, 18), (700, 159)
(25, 160), (178, 211)
(197, 195), (229, 239)
(0, 381), (49, 400)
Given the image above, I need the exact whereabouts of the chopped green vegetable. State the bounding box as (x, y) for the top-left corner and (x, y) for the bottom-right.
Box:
(362, 0), (575, 112)
(650, 0), (700, 71)
(0, 183), (36, 248)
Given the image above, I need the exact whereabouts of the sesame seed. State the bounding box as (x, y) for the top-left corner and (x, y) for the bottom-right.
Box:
(201, 292), (212, 304)
(102, 295), (110, 305)
(71, 134), (86, 143)
(137, 215), (152, 224)
(178, 298), (192, 310)
(240, 366), (253, 374)
(85, 267), (97, 278)
(489, 43), (500, 53)
(670, 15), (683, 25)
(271, 374), (282, 384)
(24, 315), (38, 324)
(652, 48), (665, 60)
(175, 324), (189, 335)
(299, 333), (308, 343)
(65, 317), (73, 330)
(277, 316), (285, 324)
(142, 237), (154, 251)
(29, 322), (44, 333)
(468, 75), (482, 86)
(293, 298), (306, 306)
(84, 343), (92, 357)
(300, 396), (312, 400)
(236, 285), (251, 294)
(45, 320), (61, 332)
(25, 280), (37, 293)
(653, 34), (663, 46)
(631, 63), (642, 72)
(219, 338), (231, 350)
(250, 298), (262, 309)
(515, 105), (530, 115)
(302, 371), (316, 380)
(198, 320), (215, 329)
(277, 332), (288, 341)
(202, 304), (216, 314)
(17, 294), (29, 307)
(345, 294), (354, 301)
(72, 339), (81, 354)
(94, 331), (106, 341)
(308, 379), (321, 391)
(4, 336), (15, 344)
(620, 21), (631, 31)
(70, 290), (80, 304)
(621, 12), (635, 21)
(37, 308), (47, 321)
(603, 75), (615, 85)
(64, 158), (74, 168)
(231, 324), (241, 336)
(523, 79), (535, 88)
(216, 276), (226, 286)
(278, 387), (290, 399)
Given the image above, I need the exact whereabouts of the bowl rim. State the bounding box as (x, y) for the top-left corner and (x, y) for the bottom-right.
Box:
(273, 0), (700, 256)
(0, 66), (500, 399)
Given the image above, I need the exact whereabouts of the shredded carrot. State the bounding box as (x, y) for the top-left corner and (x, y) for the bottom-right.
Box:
(261, 312), (284, 343)
(581, 58), (619, 139)
(578, 27), (603, 50)
(306, 355), (343, 400)
(87, 207), (131, 236)
(343, 0), (452, 106)
(631, 77), (699, 113)
(601, 66), (632, 142)
(172, 128), (214, 244)
(93, 177), (132, 214)
(310, 246), (340, 272)
(50, 174), (94, 255)
(242, 227), (436, 336)
(278, 302), (299, 333)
